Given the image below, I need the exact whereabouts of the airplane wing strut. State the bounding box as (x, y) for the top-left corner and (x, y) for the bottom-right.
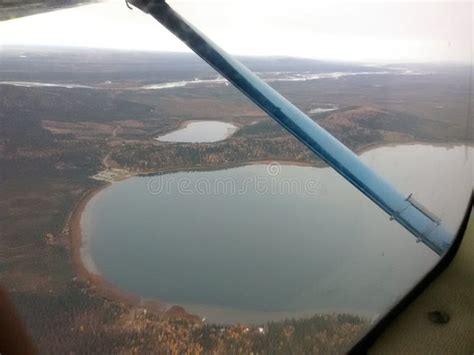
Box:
(130, 0), (452, 255)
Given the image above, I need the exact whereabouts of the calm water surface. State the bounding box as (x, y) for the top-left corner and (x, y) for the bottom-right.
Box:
(81, 144), (472, 324)
(155, 121), (238, 143)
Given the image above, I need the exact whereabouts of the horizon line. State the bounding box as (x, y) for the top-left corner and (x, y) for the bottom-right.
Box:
(2, 44), (472, 66)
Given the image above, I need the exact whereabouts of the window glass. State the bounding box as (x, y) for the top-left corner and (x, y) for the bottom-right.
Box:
(0, 0), (472, 353)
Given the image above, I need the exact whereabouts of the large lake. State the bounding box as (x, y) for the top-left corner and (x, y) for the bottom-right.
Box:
(81, 144), (472, 324)
(155, 121), (238, 143)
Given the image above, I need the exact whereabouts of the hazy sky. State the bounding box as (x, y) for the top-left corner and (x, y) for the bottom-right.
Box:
(0, 0), (472, 63)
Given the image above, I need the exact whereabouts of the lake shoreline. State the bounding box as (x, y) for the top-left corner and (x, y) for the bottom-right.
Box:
(69, 181), (203, 321)
(69, 157), (321, 321)
(68, 140), (463, 323)
(154, 120), (239, 143)
(70, 183), (146, 305)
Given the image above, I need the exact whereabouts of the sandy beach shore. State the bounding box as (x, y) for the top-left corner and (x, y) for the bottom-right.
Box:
(68, 178), (205, 320)
(69, 183), (140, 304)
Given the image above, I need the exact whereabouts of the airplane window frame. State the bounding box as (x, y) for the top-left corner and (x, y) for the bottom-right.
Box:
(1, 1), (472, 352)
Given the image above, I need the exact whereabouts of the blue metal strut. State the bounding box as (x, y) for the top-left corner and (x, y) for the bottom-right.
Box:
(130, 0), (452, 255)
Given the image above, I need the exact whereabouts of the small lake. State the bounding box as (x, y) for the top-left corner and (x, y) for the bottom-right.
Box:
(155, 121), (238, 143)
(81, 144), (472, 324)
(308, 104), (339, 114)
